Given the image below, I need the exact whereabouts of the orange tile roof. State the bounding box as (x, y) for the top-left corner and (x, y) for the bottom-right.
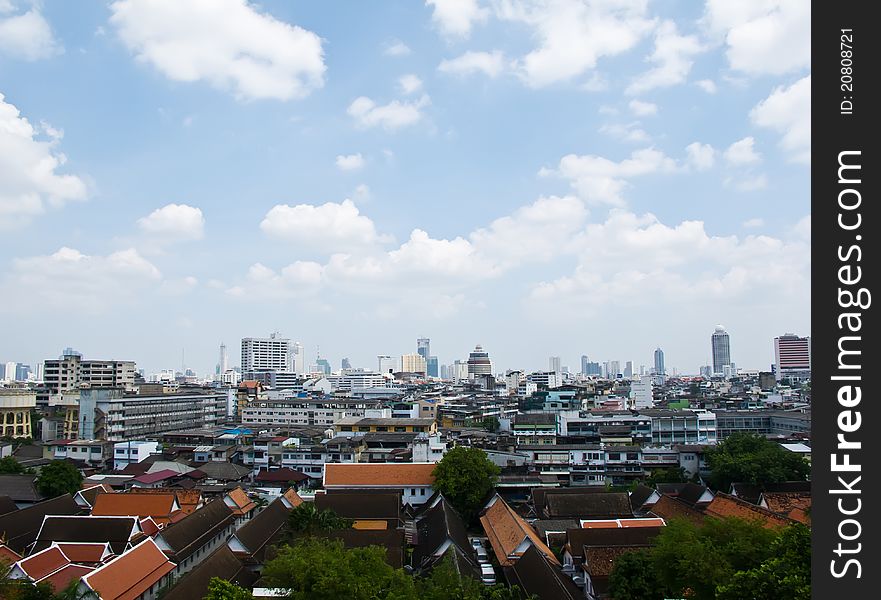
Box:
(53, 542), (109, 563)
(92, 493), (182, 525)
(0, 543), (21, 564)
(81, 539), (176, 600)
(324, 463), (436, 487)
(17, 546), (69, 580)
(226, 487), (257, 516)
(761, 492), (811, 525)
(581, 518), (666, 529)
(129, 488), (202, 515)
(39, 563), (95, 592)
(140, 517), (161, 537)
(282, 488), (304, 508)
(704, 493), (794, 529)
(480, 496), (559, 568)
(352, 520), (388, 530)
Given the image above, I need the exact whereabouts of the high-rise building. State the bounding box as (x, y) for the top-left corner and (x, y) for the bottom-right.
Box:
(219, 343), (229, 376)
(624, 361), (634, 379)
(608, 360), (621, 378)
(315, 358), (332, 375)
(378, 355), (397, 374)
(774, 334), (811, 381)
(401, 353), (427, 374)
(427, 356), (439, 378)
(711, 325), (731, 375)
(4, 362), (17, 382)
(654, 347), (665, 376)
(452, 360), (469, 382)
(549, 356), (561, 376)
(417, 337), (431, 362)
(580, 355), (589, 376)
(241, 334), (293, 372)
(43, 350), (137, 394)
(467, 345), (493, 378)
(341, 357), (352, 370)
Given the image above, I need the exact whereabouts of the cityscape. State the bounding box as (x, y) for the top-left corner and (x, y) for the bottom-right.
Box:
(0, 1), (811, 599)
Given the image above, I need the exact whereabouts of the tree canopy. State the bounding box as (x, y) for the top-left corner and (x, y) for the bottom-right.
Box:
(431, 446), (500, 523)
(0, 456), (26, 474)
(35, 460), (83, 498)
(704, 432), (809, 491)
(203, 578), (254, 600)
(285, 502), (352, 538)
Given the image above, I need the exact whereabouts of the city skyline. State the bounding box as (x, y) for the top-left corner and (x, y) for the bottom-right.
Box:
(0, 1), (809, 379)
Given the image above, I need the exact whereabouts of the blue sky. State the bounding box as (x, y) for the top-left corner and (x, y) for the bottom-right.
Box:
(0, 0), (810, 376)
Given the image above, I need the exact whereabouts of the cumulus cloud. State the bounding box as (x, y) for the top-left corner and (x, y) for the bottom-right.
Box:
(426, 0), (489, 38)
(750, 75), (810, 164)
(383, 40), (411, 56)
(685, 142), (715, 170)
(137, 203), (205, 240)
(335, 153), (365, 171)
(696, 79), (717, 94)
(497, 0), (654, 88)
(347, 95), (430, 130)
(628, 100), (657, 116)
(702, 0), (810, 75)
(724, 136), (761, 165)
(599, 122), (651, 144)
(742, 217), (764, 228)
(260, 199), (392, 252)
(541, 148), (679, 206)
(0, 6), (61, 60)
(729, 174), (768, 192)
(109, 0), (325, 101)
(0, 93), (87, 228)
(438, 50), (506, 78)
(626, 20), (702, 95)
(398, 74), (424, 95)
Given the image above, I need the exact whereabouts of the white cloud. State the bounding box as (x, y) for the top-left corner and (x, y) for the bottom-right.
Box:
(702, 0), (810, 75)
(438, 50), (506, 78)
(383, 40), (411, 56)
(0, 93), (87, 229)
(626, 20), (702, 95)
(0, 7), (61, 60)
(750, 75), (810, 164)
(335, 153), (365, 171)
(628, 100), (657, 116)
(137, 203), (205, 240)
(599, 122), (650, 144)
(742, 217), (764, 228)
(696, 79), (717, 94)
(5, 247), (161, 311)
(541, 148), (679, 206)
(347, 95), (430, 130)
(685, 142), (715, 170)
(353, 184), (371, 202)
(497, 0), (654, 88)
(793, 214), (810, 241)
(730, 174), (768, 192)
(109, 0), (325, 101)
(426, 0), (489, 38)
(159, 276), (199, 296)
(260, 199), (392, 252)
(398, 74), (424, 95)
(724, 136), (761, 165)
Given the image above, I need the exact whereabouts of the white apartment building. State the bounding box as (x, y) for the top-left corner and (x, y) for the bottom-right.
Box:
(113, 440), (160, 470)
(43, 353), (136, 394)
(240, 397), (371, 428)
(241, 334), (293, 372)
(629, 376), (654, 409)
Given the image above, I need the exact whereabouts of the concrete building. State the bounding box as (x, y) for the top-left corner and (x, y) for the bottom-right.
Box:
(467, 345), (493, 378)
(629, 376), (654, 409)
(0, 389), (36, 437)
(241, 334), (293, 372)
(711, 325), (732, 376)
(43, 349), (136, 395)
(114, 440), (161, 470)
(773, 334), (811, 382)
(653, 348), (665, 376)
(427, 356), (439, 378)
(417, 338), (430, 362)
(549, 356), (562, 376)
(527, 371), (560, 389)
(241, 396), (370, 428)
(401, 353), (427, 374)
(378, 355), (397, 375)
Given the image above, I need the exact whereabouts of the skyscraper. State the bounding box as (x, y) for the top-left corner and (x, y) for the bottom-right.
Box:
(549, 356), (561, 375)
(427, 356), (439, 378)
(241, 333), (292, 372)
(624, 361), (633, 378)
(711, 325), (731, 375)
(580, 355), (589, 375)
(378, 355), (397, 374)
(219, 343), (229, 375)
(774, 334), (811, 381)
(341, 357), (352, 370)
(417, 337), (430, 361)
(467, 345), (493, 378)
(654, 347), (665, 376)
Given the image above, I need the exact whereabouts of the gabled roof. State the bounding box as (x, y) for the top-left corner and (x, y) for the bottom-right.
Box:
(543, 492), (633, 519)
(323, 463), (436, 487)
(507, 544), (582, 600)
(74, 485), (115, 509)
(33, 515), (141, 555)
(648, 494), (705, 526)
(81, 538), (176, 600)
(0, 542), (21, 564)
(703, 493), (795, 529)
(196, 461), (250, 481)
(530, 487), (608, 514)
(0, 494), (80, 554)
(0, 474), (43, 503)
(281, 488), (304, 509)
(14, 545), (69, 580)
(760, 491), (811, 524)
(0, 495), (18, 516)
(91, 492), (182, 525)
(162, 545), (256, 600)
(671, 483), (714, 507)
(255, 468), (309, 483)
(128, 488), (202, 515)
(52, 542), (111, 564)
(224, 487), (257, 516)
(131, 469), (181, 485)
(412, 497), (476, 571)
(479, 495), (558, 568)
(728, 483), (763, 505)
(39, 563), (94, 593)
(628, 485), (660, 512)
(155, 499), (235, 562)
(315, 491), (401, 523)
(564, 526), (663, 563)
(229, 498), (291, 559)
(324, 529), (406, 569)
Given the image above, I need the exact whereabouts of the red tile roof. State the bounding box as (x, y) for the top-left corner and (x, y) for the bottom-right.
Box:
(81, 539), (176, 600)
(39, 563), (95, 592)
(53, 542), (110, 563)
(225, 487), (257, 516)
(480, 495), (559, 568)
(131, 470), (181, 485)
(704, 493), (794, 529)
(91, 492), (183, 525)
(16, 546), (69, 580)
(324, 463), (436, 487)
(0, 543), (21, 564)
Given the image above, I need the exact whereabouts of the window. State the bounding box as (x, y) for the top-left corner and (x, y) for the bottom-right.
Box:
(626, 453), (639, 461)
(608, 453), (620, 460)
(410, 488), (416, 495)
(420, 488), (426, 496)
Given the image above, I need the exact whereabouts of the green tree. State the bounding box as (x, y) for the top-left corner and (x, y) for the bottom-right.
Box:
(0, 456), (26, 474)
(644, 466), (688, 486)
(286, 502), (352, 537)
(35, 460), (83, 498)
(261, 538), (416, 600)
(480, 417), (500, 433)
(608, 550), (668, 600)
(431, 447), (500, 523)
(704, 433), (809, 491)
(203, 577), (254, 600)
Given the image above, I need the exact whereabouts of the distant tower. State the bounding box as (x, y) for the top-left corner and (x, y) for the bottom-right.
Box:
(711, 325), (732, 375)
(653, 347), (665, 376)
(467, 345), (493, 378)
(549, 356), (561, 376)
(417, 337), (431, 362)
(341, 357), (352, 370)
(219, 343), (228, 375)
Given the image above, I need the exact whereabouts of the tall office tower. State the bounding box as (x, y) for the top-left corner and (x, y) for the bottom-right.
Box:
(316, 358), (332, 375)
(440, 364), (450, 380)
(624, 361), (634, 378)
(417, 337), (430, 361)
(219, 343), (229, 375)
(341, 357), (352, 370)
(711, 325), (732, 375)
(378, 355), (397, 374)
(580, 355), (589, 375)
(241, 333), (292, 372)
(609, 360), (621, 378)
(4, 362), (16, 382)
(401, 353), (427, 374)
(654, 347), (665, 376)
(427, 356), (439, 378)
(700, 365), (713, 378)
(774, 334), (811, 381)
(292, 342), (305, 374)
(549, 356), (562, 376)
(467, 345), (493, 378)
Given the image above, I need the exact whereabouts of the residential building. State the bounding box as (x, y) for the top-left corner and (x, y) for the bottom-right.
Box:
(378, 355), (397, 375)
(711, 325), (732, 376)
(0, 389), (36, 437)
(43, 349), (136, 395)
(240, 396), (370, 428)
(773, 334), (811, 382)
(334, 417), (437, 437)
(528, 371), (560, 389)
(629, 376), (653, 409)
(113, 440), (160, 470)
(549, 356), (562, 376)
(241, 334), (293, 372)
(323, 463), (437, 505)
(401, 353), (427, 374)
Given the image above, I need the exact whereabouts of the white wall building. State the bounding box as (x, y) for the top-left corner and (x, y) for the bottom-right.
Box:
(113, 440), (160, 470)
(241, 334), (294, 372)
(629, 376), (654, 409)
